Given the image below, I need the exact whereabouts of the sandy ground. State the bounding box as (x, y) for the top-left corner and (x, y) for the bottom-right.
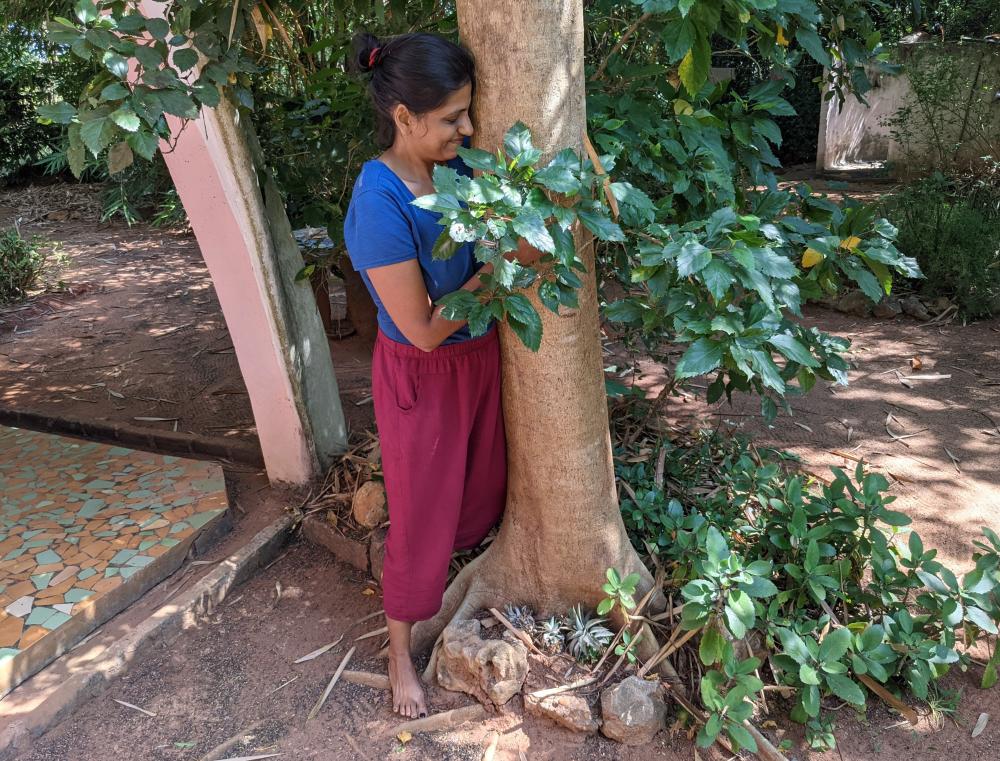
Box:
(0, 184), (375, 448)
(643, 308), (1000, 571)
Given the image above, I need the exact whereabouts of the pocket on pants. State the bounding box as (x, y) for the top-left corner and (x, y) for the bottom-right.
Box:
(394, 370), (420, 412)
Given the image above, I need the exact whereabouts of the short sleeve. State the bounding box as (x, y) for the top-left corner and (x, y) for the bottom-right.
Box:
(344, 187), (418, 272)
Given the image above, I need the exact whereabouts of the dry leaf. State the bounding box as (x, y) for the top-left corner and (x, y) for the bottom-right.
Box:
(794, 422), (813, 433)
(910, 356), (923, 370)
(294, 636), (344, 664)
(397, 730), (413, 744)
(972, 712), (989, 738)
(361, 588), (376, 596)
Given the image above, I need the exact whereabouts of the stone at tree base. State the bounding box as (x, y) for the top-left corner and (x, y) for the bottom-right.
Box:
(834, 290), (871, 317)
(352, 480), (386, 528)
(600, 676), (667, 745)
(524, 692), (600, 734)
(436, 619), (528, 706)
(901, 294), (932, 321)
(872, 296), (903, 319)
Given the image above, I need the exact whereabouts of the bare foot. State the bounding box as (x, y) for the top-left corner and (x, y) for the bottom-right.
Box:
(388, 650), (427, 718)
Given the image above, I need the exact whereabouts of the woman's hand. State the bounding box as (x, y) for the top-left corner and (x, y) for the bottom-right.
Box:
(511, 238), (544, 266)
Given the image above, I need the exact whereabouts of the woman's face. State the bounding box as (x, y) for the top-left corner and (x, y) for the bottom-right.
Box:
(397, 82), (474, 163)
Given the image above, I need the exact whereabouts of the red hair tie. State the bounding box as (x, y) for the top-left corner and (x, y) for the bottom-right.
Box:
(368, 47), (380, 69)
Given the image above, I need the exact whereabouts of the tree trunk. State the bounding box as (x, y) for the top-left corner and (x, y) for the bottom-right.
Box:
(413, 0), (654, 654)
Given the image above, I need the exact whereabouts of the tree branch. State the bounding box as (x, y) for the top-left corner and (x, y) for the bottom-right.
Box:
(590, 12), (652, 82)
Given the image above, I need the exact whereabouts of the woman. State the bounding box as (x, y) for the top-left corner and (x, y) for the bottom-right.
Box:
(344, 32), (533, 719)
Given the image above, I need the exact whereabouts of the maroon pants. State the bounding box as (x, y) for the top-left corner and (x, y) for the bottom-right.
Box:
(372, 327), (507, 622)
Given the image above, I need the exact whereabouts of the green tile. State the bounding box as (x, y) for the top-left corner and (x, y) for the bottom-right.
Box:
(119, 566), (142, 579)
(126, 555), (153, 568)
(77, 568), (97, 580)
(0, 648), (19, 661)
(138, 540), (157, 551)
(35, 549), (62, 565)
(26, 606), (56, 627)
(159, 538), (180, 548)
(110, 549), (137, 565)
(21, 529), (43, 540)
(187, 510), (223, 530)
(78, 499), (106, 519)
(104, 567), (120, 578)
(83, 480), (114, 490)
(171, 497), (195, 507)
(3, 548), (24, 561)
(31, 573), (54, 590)
(65, 588), (94, 603)
(169, 521), (190, 534)
(41, 611), (71, 630)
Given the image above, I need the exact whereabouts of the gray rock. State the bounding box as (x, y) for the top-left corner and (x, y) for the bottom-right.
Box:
(834, 290), (871, 317)
(525, 692), (600, 734)
(901, 294), (931, 321)
(600, 676), (667, 745)
(436, 619), (528, 706)
(872, 296), (902, 319)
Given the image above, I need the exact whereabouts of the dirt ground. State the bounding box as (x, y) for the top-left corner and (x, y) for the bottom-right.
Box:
(643, 308), (1000, 571)
(2, 181), (999, 760)
(0, 184), (375, 450)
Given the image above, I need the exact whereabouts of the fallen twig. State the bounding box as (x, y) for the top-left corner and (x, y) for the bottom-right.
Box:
(341, 670), (391, 690)
(392, 704), (487, 735)
(355, 625), (388, 642)
(112, 698), (156, 717)
(490, 607), (545, 656)
(307, 646), (356, 720)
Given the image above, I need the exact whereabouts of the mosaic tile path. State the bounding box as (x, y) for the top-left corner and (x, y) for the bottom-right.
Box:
(0, 425), (229, 695)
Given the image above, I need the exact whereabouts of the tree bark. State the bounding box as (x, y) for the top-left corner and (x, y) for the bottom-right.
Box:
(413, 0), (654, 654)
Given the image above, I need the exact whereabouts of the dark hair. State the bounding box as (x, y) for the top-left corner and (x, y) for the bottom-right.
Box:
(351, 32), (476, 149)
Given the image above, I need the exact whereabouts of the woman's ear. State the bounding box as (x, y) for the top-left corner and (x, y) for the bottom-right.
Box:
(393, 103), (412, 135)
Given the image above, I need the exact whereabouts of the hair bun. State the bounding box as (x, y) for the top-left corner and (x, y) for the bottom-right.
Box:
(352, 32), (383, 74)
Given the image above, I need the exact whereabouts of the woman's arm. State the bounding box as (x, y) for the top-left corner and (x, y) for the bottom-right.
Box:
(366, 241), (542, 353)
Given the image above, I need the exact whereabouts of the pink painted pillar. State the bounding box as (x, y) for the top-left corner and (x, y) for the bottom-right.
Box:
(136, 2), (345, 484)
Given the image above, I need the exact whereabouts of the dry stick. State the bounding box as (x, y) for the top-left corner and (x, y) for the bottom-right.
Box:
(588, 581), (658, 675)
(482, 731), (500, 761)
(489, 607), (545, 656)
(198, 720), (263, 761)
(307, 646), (356, 721)
(341, 670), (391, 691)
(392, 704), (488, 736)
(528, 675), (599, 701)
(637, 626), (700, 678)
(355, 625), (389, 642)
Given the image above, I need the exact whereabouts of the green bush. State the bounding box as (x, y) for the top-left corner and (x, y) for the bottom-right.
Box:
(0, 226), (47, 304)
(882, 168), (1000, 318)
(616, 430), (1000, 752)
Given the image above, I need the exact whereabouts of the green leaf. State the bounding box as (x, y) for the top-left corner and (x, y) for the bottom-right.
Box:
(127, 130), (159, 161)
(802, 684), (820, 717)
(79, 116), (113, 157)
(699, 626), (725, 665)
(172, 47), (199, 72)
(67, 125), (85, 178)
(676, 240), (711, 276)
(503, 122), (542, 165)
(504, 294), (542, 351)
(825, 673), (866, 706)
(157, 89), (199, 119)
(36, 102), (77, 124)
(145, 17), (169, 40)
(596, 598), (614, 616)
(74, 0), (97, 23)
(109, 106), (141, 132)
(726, 723), (758, 753)
(779, 628), (811, 663)
(577, 208), (624, 242)
(100, 82), (131, 101)
(431, 228), (461, 261)
(768, 334), (819, 368)
(102, 51), (129, 78)
(678, 34), (710, 96)
(512, 211), (555, 253)
(534, 149), (580, 193)
(134, 44), (164, 70)
(982, 653), (999, 689)
(662, 17), (696, 61)
(966, 606), (999, 635)
(456, 146), (498, 172)
(800, 663), (821, 685)
(675, 338), (724, 379)
(795, 27), (832, 67)
(678, 0), (696, 16)
(818, 627), (851, 663)
(860, 624), (884, 652)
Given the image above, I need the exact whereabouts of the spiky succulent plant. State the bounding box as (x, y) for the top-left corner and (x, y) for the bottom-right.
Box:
(535, 615), (566, 654)
(565, 604), (613, 663)
(504, 603), (535, 633)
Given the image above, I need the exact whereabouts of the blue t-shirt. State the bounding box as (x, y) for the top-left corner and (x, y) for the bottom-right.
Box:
(344, 154), (478, 345)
